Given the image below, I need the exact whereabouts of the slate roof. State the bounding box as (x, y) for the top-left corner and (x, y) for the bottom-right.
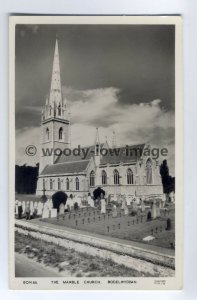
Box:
(40, 143), (145, 176)
(100, 144), (145, 165)
(55, 144), (97, 164)
(40, 160), (89, 176)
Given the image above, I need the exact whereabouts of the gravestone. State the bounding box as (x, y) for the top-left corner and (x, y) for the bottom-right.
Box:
(147, 211), (152, 221)
(37, 201), (43, 215)
(42, 205), (49, 218)
(151, 201), (157, 219)
(101, 198), (106, 214)
(136, 197), (140, 205)
(112, 204), (118, 218)
(88, 195), (94, 208)
(18, 201), (23, 219)
(51, 208), (57, 218)
(30, 201), (34, 216)
(15, 200), (19, 215)
(59, 203), (65, 215)
(166, 218), (171, 231)
(141, 201), (145, 212)
(121, 197), (129, 215)
(76, 196), (82, 207)
(67, 196), (73, 210)
(22, 201), (26, 215)
(156, 207), (161, 217)
(133, 200), (138, 212)
(74, 202), (79, 211)
(126, 195), (131, 206)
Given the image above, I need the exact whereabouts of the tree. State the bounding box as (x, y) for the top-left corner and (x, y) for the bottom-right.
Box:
(160, 160), (175, 194)
(93, 187), (105, 200)
(15, 163), (39, 194)
(52, 191), (67, 211)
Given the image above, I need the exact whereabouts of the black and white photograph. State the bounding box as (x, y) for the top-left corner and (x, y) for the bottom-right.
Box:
(9, 16), (183, 290)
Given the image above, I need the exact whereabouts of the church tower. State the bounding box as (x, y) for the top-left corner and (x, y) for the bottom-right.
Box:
(39, 38), (70, 173)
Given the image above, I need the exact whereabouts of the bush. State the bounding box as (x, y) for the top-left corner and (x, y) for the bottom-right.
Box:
(93, 187), (105, 199)
(52, 191), (67, 211)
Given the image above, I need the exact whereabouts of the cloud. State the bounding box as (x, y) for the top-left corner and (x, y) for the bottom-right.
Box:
(16, 127), (40, 166)
(16, 86), (175, 174)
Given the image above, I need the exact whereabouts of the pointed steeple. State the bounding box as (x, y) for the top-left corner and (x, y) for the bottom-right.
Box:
(94, 128), (100, 157)
(95, 127), (100, 145)
(112, 129), (117, 148)
(49, 38), (63, 108)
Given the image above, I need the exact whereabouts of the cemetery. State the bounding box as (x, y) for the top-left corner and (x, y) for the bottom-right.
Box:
(15, 192), (175, 250)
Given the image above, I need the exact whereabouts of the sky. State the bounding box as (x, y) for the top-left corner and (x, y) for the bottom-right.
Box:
(15, 24), (175, 175)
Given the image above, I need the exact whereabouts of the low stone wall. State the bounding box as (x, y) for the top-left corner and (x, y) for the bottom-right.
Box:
(15, 220), (175, 277)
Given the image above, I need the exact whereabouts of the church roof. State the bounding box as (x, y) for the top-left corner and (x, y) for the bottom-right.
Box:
(40, 160), (90, 176)
(100, 143), (145, 165)
(54, 144), (103, 164)
(40, 143), (145, 176)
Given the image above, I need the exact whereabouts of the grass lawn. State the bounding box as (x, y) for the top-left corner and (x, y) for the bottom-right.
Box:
(15, 231), (151, 277)
(41, 205), (175, 249)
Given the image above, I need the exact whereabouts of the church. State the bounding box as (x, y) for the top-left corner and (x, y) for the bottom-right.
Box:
(36, 39), (163, 202)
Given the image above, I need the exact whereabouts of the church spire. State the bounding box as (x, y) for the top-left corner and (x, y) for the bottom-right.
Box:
(49, 38), (63, 108)
(112, 129), (117, 148)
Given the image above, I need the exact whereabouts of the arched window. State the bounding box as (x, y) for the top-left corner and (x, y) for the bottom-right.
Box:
(76, 177), (79, 191)
(114, 169), (120, 185)
(102, 170), (107, 185)
(59, 127), (63, 140)
(58, 178), (61, 190)
(50, 178), (53, 190)
(58, 104), (61, 116)
(66, 178), (69, 190)
(90, 171), (95, 187)
(146, 158), (152, 184)
(46, 127), (49, 140)
(127, 168), (134, 184)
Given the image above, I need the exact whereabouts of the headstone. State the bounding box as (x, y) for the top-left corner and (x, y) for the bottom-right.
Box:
(166, 218), (171, 231)
(88, 195), (94, 207)
(67, 196), (73, 209)
(18, 201), (23, 219)
(33, 201), (38, 216)
(112, 204), (118, 218)
(151, 201), (157, 219)
(59, 203), (65, 215)
(117, 194), (122, 205)
(147, 211), (152, 221)
(42, 207), (49, 218)
(22, 201), (26, 215)
(15, 200), (19, 215)
(101, 198), (106, 214)
(156, 207), (161, 217)
(141, 201), (145, 212)
(136, 197), (140, 205)
(30, 201), (34, 216)
(25, 203), (31, 220)
(76, 196), (82, 207)
(48, 198), (53, 209)
(34, 201), (38, 209)
(121, 196), (129, 215)
(74, 202), (79, 210)
(51, 208), (57, 218)
(133, 200), (138, 212)
(37, 201), (43, 215)
(125, 195), (129, 206)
